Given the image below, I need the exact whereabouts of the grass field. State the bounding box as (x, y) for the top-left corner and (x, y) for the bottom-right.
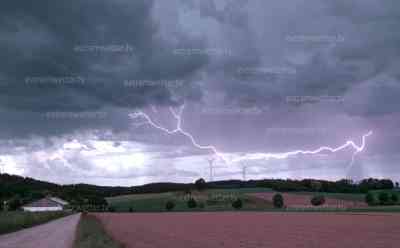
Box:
(73, 214), (123, 248)
(106, 188), (274, 212)
(370, 189), (400, 196)
(206, 187), (274, 194)
(0, 211), (71, 235)
(106, 192), (174, 202)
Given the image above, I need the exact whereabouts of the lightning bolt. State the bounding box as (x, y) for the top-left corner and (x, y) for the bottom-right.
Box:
(129, 105), (372, 172)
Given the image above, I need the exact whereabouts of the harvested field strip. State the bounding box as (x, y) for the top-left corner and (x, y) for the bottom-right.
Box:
(96, 212), (400, 248)
(73, 214), (124, 248)
(292, 192), (366, 202)
(250, 192), (368, 208)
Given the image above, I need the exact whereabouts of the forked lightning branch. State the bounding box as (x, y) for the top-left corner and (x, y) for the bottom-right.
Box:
(129, 105), (372, 171)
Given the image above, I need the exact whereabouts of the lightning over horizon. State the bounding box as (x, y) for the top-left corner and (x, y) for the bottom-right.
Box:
(2, 0), (400, 195)
(129, 105), (373, 173)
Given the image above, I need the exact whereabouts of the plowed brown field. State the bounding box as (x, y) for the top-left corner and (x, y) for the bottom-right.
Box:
(95, 212), (400, 248)
(250, 192), (368, 208)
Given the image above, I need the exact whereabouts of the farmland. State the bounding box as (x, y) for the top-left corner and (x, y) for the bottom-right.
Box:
(106, 188), (274, 212)
(250, 192), (368, 209)
(291, 191), (366, 202)
(105, 187), (400, 212)
(96, 212), (400, 248)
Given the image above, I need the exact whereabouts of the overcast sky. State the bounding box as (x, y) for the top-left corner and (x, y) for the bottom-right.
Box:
(0, 0), (399, 186)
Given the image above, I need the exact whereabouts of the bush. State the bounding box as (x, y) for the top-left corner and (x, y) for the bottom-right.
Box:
(310, 195), (326, 206)
(378, 192), (390, 205)
(195, 178), (207, 191)
(128, 207), (134, 212)
(273, 193), (284, 208)
(197, 202), (205, 209)
(165, 201), (175, 211)
(187, 198), (197, 208)
(365, 192), (375, 206)
(107, 206), (116, 212)
(391, 193), (399, 204)
(232, 198), (243, 210)
(7, 196), (22, 211)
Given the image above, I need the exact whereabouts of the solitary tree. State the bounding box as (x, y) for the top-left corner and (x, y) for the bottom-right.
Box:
(311, 195), (326, 206)
(165, 201), (175, 211)
(232, 198), (243, 210)
(273, 193), (284, 208)
(195, 178), (207, 191)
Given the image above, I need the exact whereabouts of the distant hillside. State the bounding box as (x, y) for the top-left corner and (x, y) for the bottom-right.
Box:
(0, 174), (59, 198)
(0, 174), (133, 209)
(0, 173), (396, 210)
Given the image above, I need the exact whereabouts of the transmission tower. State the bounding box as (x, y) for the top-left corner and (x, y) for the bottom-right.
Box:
(0, 159), (4, 174)
(207, 157), (216, 182)
(241, 162), (248, 181)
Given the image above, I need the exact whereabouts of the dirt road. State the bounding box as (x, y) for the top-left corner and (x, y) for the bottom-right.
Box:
(0, 213), (81, 248)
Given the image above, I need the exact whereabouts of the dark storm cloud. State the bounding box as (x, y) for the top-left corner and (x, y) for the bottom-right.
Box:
(188, 0), (400, 118)
(198, 0), (249, 27)
(325, 0), (400, 117)
(2, 0), (399, 135)
(2, 0), (400, 184)
(0, 0), (209, 137)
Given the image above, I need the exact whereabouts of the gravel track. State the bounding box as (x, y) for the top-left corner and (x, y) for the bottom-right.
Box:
(0, 213), (81, 248)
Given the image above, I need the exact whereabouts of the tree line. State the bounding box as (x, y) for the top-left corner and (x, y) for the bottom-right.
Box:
(1, 173), (397, 211)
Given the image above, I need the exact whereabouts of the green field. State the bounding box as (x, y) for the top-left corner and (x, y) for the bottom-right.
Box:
(106, 192), (174, 203)
(206, 187), (274, 194)
(370, 189), (400, 195)
(106, 188), (274, 212)
(0, 211), (71, 235)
